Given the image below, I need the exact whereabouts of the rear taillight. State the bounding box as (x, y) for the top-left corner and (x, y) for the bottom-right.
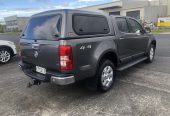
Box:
(59, 45), (73, 71)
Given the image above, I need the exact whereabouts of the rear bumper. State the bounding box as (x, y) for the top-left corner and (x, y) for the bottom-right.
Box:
(51, 76), (75, 85)
(18, 61), (75, 85)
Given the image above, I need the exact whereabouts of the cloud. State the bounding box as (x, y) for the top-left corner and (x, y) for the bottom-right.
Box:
(28, 0), (52, 4)
(0, 0), (5, 5)
(0, 9), (38, 20)
(78, 0), (103, 2)
(0, 4), (75, 21)
(0, 0), (111, 21)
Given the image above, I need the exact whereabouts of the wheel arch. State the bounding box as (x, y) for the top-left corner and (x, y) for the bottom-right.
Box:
(151, 40), (156, 48)
(97, 50), (118, 69)
(0, 45), (14, 56)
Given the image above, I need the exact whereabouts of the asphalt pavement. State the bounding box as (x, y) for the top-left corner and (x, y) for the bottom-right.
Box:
(0, 34), (170, 116)
(0, 33), (19, 44)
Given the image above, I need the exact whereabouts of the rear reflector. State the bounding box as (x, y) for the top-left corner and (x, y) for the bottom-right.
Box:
(59, 45), (73, 71)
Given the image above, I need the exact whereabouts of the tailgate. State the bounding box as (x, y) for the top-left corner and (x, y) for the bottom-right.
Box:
(20, 14), (62, 71)
(20, 40), (60, 71)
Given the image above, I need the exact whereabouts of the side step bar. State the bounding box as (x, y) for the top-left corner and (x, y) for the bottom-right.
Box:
(117, 57), (147, 71)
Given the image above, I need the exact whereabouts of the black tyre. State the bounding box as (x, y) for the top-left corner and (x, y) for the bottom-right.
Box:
(0, 48), (12, 64)
(146, 44), (155, 63)
(97, 60), (116, 92)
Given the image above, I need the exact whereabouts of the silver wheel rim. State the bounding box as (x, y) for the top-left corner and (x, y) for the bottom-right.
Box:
(0, 50), (11, 63)
(150, 47), (154, 61)
(101, 66), (114, 87)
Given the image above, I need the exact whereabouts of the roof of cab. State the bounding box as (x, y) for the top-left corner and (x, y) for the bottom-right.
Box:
(31, 9), (107, 17)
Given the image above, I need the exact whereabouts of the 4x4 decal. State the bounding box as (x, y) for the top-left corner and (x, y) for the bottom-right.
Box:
(80, 45), (92, 50)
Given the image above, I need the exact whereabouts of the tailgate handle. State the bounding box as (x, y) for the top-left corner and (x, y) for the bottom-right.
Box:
(20, 42), (31, 45)
(120, 37), (125, 40)
(32, 43), (40, 50)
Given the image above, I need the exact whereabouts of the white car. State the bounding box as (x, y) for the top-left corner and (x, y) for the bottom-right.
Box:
(0, 40), (17, 64)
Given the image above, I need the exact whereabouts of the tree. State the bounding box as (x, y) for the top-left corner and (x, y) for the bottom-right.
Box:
(0, 24), (5, 33)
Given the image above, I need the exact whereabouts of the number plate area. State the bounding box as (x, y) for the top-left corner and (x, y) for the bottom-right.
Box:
(36, 66), (46, 74)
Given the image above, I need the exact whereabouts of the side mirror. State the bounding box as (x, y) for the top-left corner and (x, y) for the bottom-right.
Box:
(136, 30), (141, 35)
(144, 27), (151, 33)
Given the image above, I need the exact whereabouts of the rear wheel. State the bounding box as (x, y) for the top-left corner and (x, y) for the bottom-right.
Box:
(146, 44), (155, 63)
(0, 48), (12, 64)
(97, 60), (115, 92)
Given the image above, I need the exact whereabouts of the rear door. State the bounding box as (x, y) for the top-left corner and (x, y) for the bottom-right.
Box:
(20, 14), (62, 71)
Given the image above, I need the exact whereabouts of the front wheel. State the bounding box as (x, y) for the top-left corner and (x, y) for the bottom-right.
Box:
(97, 60), (116, 92)
(146, 44), (155, 63)
(0, 48), (12, 64)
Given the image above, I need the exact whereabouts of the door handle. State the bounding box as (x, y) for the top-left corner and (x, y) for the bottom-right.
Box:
(20, 42), (31, 45)
(120, 37), (125, 40)
(32, 43), (40, 50)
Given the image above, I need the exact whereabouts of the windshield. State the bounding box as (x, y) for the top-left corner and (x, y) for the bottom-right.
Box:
(23, 15), (61, 40)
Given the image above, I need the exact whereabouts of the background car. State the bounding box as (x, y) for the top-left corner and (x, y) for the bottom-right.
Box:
(0, 40), (17, 64)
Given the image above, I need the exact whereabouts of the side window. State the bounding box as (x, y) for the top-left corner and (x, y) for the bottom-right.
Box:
(116, 17), (129, 33)
(128, 18), (143, 33)
(73, 15), (110, 35)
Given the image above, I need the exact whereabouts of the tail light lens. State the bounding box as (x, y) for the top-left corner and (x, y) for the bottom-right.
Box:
(59, 45), (73, 71)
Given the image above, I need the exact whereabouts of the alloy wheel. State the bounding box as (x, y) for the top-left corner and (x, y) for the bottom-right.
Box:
(149, 47), (154, 61)
(101, 66), (114, 88)
(0, 50), (11, 63)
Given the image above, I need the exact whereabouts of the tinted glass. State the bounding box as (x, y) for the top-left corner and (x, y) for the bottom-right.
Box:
(116, 18), (129, 33)
(128, 18), (143, 33)
(109, 11), (120, 16)
(73, 15), (110, 35)
(24, 15), (61, 40)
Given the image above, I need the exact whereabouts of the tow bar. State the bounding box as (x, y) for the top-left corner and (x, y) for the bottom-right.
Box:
(27, 79), (41, 88)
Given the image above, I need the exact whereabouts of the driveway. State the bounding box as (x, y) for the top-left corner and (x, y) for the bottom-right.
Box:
(0, 33), (19, 44)
(0, 34), (170, 116)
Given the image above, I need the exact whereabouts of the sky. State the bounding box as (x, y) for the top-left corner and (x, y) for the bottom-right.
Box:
(0, 0), (113, 21)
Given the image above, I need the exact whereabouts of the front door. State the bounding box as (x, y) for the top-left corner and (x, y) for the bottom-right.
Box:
(126, 18), (149, 59)
(115, 17), (149, 64)
(115, 17), (135, 63)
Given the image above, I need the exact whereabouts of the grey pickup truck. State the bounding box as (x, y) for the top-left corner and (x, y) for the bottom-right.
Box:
(19, 9), (156, 92)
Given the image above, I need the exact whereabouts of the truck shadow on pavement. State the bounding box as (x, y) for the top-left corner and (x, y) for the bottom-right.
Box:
(0, 55), (19, 66)
(0, 56), (158, 116)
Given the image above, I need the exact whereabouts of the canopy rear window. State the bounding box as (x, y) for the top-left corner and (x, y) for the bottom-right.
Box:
(24, 15), (62, 40)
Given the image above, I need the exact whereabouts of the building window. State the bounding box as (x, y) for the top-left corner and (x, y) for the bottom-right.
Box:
(126, 10), (140, 20)
(6, 20), (17, 26)
(109, 11), (120, 16)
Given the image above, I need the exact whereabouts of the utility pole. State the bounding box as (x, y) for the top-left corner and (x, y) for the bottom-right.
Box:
(148, 0), (151, 7)
(168, 0), (170, 16)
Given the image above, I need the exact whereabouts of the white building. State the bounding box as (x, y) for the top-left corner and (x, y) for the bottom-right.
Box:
(79, 0), (169, 23)
(4, 15), (29, 31)
(168, 0), (170, 16)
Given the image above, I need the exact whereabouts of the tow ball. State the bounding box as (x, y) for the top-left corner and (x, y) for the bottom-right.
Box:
(27, 79), (41, 88)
